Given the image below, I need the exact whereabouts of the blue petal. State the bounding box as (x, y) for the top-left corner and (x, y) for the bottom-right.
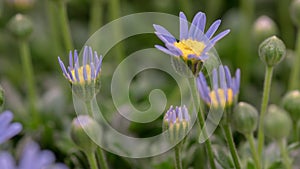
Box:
(179, 12), (188, 40)
(210, 29), (230, 45)
(224, 66), (232, 89)
(212, 68), (219, 90)
(155, 32), (176, 44)
(166, 43), (183, 56)
(153, 24), (176, 41)
(197, 76), (209, 103)
(189, 12), (203, 39)
(199, 72), (211, 103)
(0, 122), (22, 144)
(219, 66), (228, 99)
(58, 57), (70, 80)
(69, 51), (73, 69)
(155, 45), (178, 56)
(0, 152), (16, 169)
(205, 20), (221, 39)
(235, 69), (241, 94)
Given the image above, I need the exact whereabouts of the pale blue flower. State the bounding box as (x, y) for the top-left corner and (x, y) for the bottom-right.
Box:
(0, 111), (22, 144)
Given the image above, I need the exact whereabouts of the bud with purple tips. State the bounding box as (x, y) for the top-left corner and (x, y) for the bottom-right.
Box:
(58, 46), (102, 101)
(163, 105), (190, 144)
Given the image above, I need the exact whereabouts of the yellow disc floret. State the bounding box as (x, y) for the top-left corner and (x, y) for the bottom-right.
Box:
(174, 39), (206, 60)
(71, 65), (92, 84)
(210, 88), (234, 108)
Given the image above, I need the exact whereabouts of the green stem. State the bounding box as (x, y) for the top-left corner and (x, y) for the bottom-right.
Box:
(174, 145), (183, 169)
(246, 134), (261, 169)
(289, 28), (300, 90)
(222, 123), (241, 169)
(89, 0), (103, 35)
(277, 0), (293, 48)
(19, 40), (38, 127)
(176, 0), (191, 17)
(85, 101), (109, 169)
(108, 0), (125, 62)
(279, 139), (292, 169)
(257, 66), (274, 156)
(57, 0), (73, 51)
(96, 148), (109, 169)
(86, 152), (99, 169)
(189, 78), (217, 169)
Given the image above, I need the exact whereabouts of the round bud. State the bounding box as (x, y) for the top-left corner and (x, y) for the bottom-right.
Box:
(71, 115), (101, 153)
(8, 14), (33, 40)
(253, 16), (278, 44)
(231, 102), (258, 135)
(0, 86), (4, 111)
(259, 36), (286, 67)
(281, 90), (300, 122)
(264, 105), (292, 140)
(290, 0), (300, 27)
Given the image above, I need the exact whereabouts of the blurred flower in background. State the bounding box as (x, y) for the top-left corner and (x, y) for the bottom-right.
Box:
(0, 141), (68, 169)
(0, 110), (22, 144)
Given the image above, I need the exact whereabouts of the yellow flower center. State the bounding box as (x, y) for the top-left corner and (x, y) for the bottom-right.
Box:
(209, 88), (234, 108)
(174, 39), (206, 60)
(71, 65), (92, 84)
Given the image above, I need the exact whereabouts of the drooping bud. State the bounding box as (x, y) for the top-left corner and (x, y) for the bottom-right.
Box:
(264, 105), (292, 140)
(163, 105), (190, 144)
(290, 0), (300, 27)
(0, 85), (4, 111)
(231, 102), (258, 135)
(281, 90), (300, 122)
(259, 36), (286, 67)
(71, 115), (101, 153)
(253, 16), (278, 44)
(8, 14), (33, 40)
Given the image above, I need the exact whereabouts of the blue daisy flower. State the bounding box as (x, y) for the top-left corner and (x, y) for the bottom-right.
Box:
(154, 11), (230, 66)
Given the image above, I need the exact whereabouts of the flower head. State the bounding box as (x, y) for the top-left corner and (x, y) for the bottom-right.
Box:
(0, 110), (22, 144)
(163, 105), (190, 144)
(58, 46), (102, 101)
(197, 65), (240, 108)
(0, 141), (68, 169)
(154, 11), (230, 75)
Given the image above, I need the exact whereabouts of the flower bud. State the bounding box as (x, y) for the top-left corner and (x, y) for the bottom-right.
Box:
(0, 86), (4, 111)
(259, 36), (286, 67)
(6, 0), (35, 11)
(290, 0), (300, 27)
(231, 102), (258, 135)
(281, 90), (300, 122)
(264, 105), (292, 140)
(163, 105), (190, 144)
(71, 115), (101, 153)
(8, 14), (33, 40)
(253, 16), (278, 44)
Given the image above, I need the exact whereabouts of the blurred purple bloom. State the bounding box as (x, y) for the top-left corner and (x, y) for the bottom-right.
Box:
(154, 11), (230, 61)
(0, 111), (22, 144)
(197, 65), (240, 108)
(164, 105), (190, 125)
(58, 46), (103, 84)
(0, 141), (68, 169)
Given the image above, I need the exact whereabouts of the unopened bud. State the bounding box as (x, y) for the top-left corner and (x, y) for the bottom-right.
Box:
(253, 16), (278, 44)
(71, 115), (101, 153)
(259, 36), (286, 67)
(281, 90), (300, 122)
(8, 14), (33, 40)
(264, 105), (292, 140)
(232, 102), (258, 135)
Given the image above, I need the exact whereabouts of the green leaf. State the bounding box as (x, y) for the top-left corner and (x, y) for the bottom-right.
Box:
(247, 161), (255, 169)
(267, 161), (285, 169)
(215, 147), (235, 169)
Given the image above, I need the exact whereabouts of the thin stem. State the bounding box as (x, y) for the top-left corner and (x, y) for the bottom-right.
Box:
(174, 145), (183, 169)
(96, 148), (109, 169)
(277, 0), (294, 48)
(279, 139), (292, 169)
(19, 40), (38, 127)
(57, 0), (73, 51)
(246, 134), (261, 169)
(289, 28), (300, 90)
(85, 101), (109, 169)
(257, 66), (274, 156)
(222, 123), (241, 169)
(89, 0), (103, 35)
(86, 152), (99, 169)
(189, 78), (217, 169)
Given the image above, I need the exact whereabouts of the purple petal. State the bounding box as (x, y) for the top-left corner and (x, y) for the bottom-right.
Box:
(67, 67), (74, 82)
(155, 32), (176, 44)
(153, 24), (175, 40)
(95, 56), (103, 77)
(155, 45), (178, 56)
(210, 29), (230, 45)
(0, 152), (16, 169)
(205, 20), (221, 39)
(0, 111), (13, 129)
(58, 57), (70, 80)
(212, 68), (219, 90)
(235, 69), (241, 94)
(189, 12), (203, 39)
(165, 43), (183, 56)
(179, 12), (188, 40)
(0, 123), (22, 144)
(224, 66), (232, 88)
(83, 65), (87, 81)
(69, 51), (73, 69)
(219, 66), (228, 99)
